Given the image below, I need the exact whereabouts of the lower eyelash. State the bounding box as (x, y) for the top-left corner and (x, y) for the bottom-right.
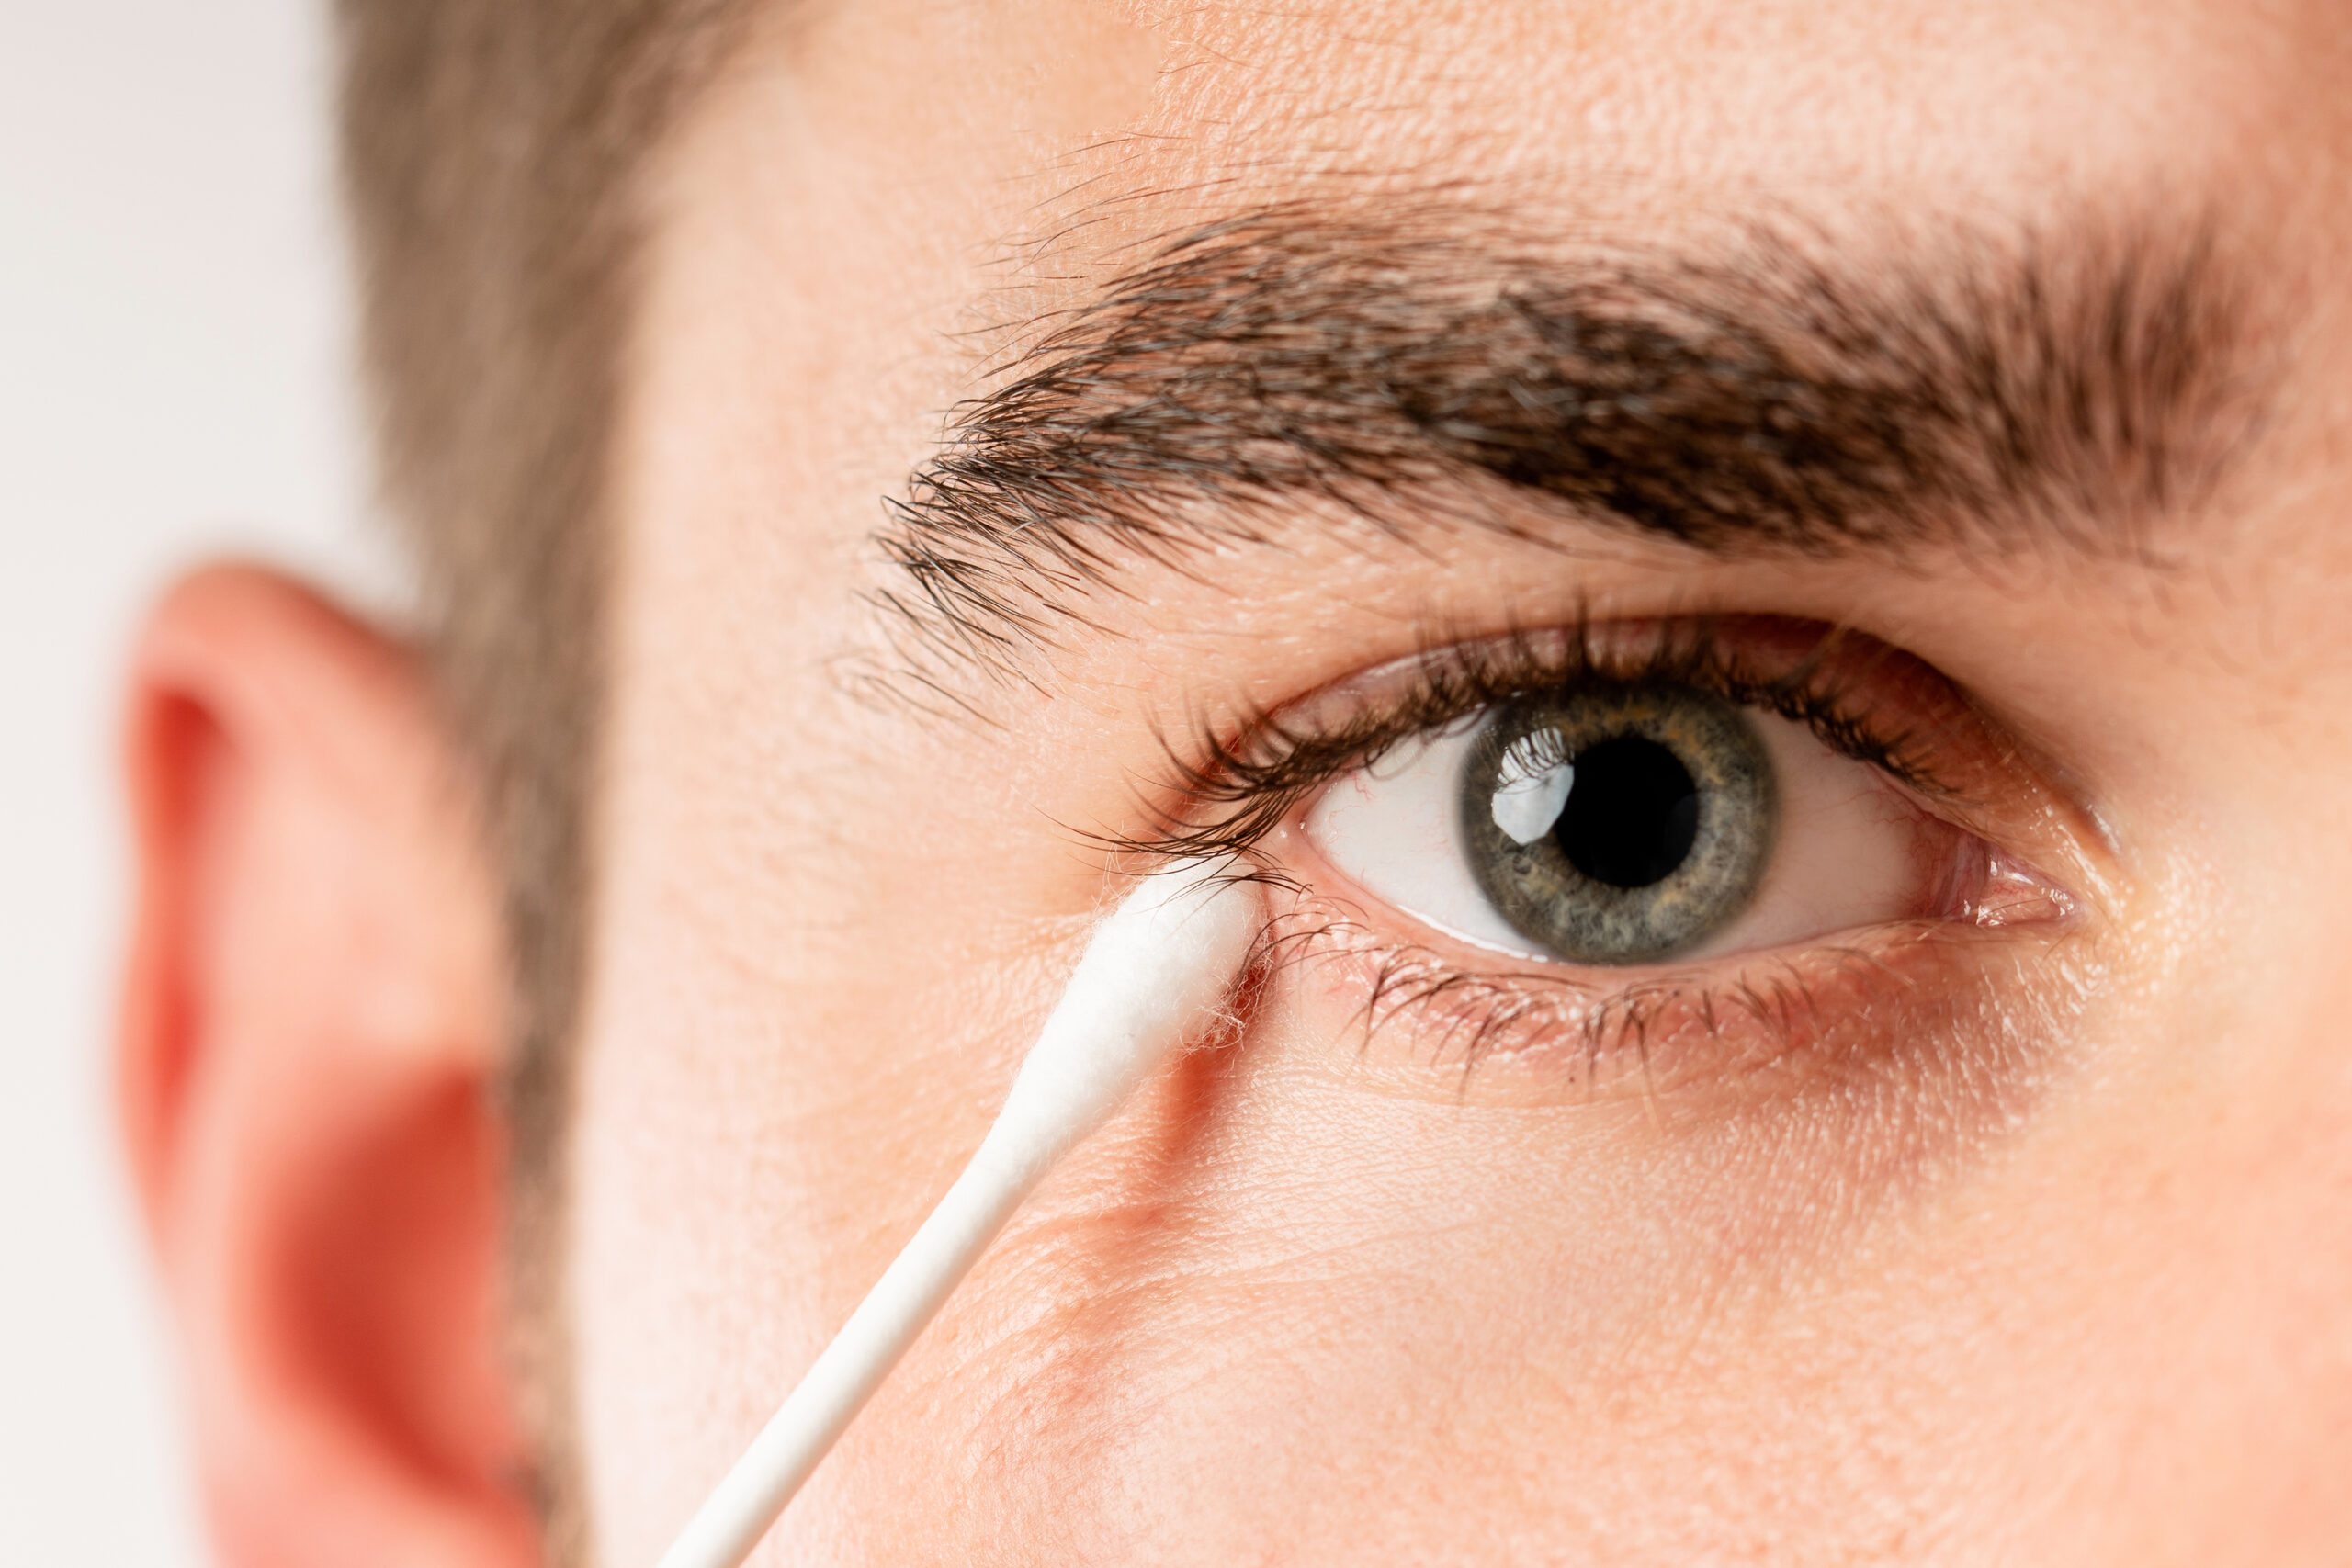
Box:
(1242, 848), (2077, 1096)
(1248, 891), (1905, 1088)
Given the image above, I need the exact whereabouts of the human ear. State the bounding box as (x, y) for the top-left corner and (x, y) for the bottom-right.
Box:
(116, 566), (539, 1568)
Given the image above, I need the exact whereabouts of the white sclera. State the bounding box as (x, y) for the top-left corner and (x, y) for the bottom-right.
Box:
(1302, 707), (1932, 965)
(1303, 716), (1545, 956)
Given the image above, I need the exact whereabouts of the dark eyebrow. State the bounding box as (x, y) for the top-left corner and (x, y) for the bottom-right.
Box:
(871, 201), (2263, 684)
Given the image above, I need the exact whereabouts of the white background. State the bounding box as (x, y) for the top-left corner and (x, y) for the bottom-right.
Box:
(0, 0), (393, 1560)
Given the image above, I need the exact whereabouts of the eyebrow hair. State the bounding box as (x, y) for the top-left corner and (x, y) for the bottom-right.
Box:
(870, 201), (2262, 686)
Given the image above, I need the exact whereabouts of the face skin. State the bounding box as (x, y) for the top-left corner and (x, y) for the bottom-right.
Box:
(119, 2), (2352, 1565)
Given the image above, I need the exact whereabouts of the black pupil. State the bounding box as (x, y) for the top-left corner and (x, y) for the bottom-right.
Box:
(1554, 734), (1700, 887)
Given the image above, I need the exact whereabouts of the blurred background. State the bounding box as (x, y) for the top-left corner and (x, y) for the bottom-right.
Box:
(1, 0), (396, 1559)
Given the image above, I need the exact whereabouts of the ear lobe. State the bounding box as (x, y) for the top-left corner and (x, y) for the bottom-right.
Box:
(118, 566), (540, 1568)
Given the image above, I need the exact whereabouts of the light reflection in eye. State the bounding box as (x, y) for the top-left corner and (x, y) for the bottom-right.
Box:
(1301, 681), (1956, 967)
(1488, 728), (1576, 845)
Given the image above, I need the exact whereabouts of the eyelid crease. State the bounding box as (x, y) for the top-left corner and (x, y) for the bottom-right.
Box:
(1111, 614), (1974, 869)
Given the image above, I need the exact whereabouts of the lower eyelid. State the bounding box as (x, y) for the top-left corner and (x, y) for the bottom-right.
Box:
(1248, 874), (2086, 1118)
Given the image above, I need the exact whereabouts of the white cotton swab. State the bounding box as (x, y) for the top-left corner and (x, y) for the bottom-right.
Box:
(653, 858), (1262, 1568)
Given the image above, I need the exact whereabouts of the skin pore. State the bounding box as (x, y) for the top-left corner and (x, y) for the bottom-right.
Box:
(118, 0), (2352, 1565)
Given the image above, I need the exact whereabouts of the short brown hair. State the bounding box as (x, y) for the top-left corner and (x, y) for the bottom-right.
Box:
(335, 1), (760, 1554)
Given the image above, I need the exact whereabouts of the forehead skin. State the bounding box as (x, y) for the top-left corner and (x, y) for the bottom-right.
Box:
(573, 3), (2352, 1565)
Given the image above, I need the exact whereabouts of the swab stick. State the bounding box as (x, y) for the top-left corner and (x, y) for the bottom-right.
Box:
(654, 860), (1261, 1568)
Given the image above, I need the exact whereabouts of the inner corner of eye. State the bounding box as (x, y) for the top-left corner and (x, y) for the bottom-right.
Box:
(1296, 682), (1987, 969)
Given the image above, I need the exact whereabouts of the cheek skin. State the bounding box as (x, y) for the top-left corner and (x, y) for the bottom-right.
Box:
(781, 917), (2107, 1566)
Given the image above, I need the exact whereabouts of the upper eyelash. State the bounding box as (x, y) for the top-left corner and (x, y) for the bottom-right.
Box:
(1114, 614), (1956, 865)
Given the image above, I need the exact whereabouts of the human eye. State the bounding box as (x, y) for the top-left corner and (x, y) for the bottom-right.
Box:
(1137, 616), (2089, 1088)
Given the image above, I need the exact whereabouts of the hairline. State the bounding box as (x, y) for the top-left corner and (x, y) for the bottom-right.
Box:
(337, 2), (780, 1559)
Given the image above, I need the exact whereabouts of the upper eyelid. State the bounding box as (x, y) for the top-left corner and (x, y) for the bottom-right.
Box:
(1119, 617), (1973, 866)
